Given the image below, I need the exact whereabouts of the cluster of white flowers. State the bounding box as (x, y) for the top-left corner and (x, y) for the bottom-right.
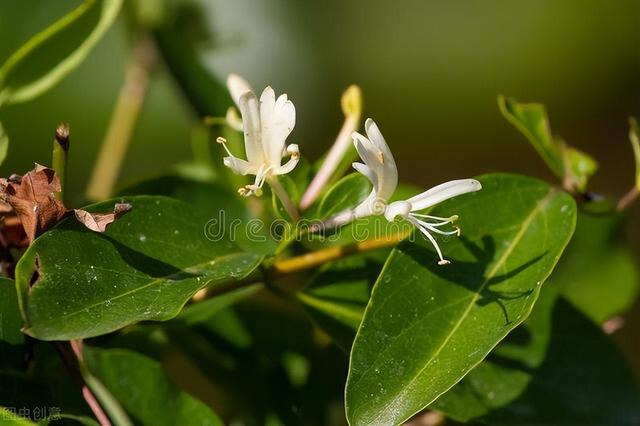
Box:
(219, 74), (481, 264)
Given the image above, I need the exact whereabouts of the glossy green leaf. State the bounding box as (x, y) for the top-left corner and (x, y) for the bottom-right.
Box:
(0, 278), (23, 369)
(499, 96), (563, 177)
(316, 173), (370, 220)
(120, 173), (277, 255)
(15, 196), (262, 340)
(434, 287), (640, 424)
(499, 96), (597, 192)
(551, 212), (638, 323)
(0, 0), (123, 106)
(345, 173), (576, 426)
(84, 347), (222, 426)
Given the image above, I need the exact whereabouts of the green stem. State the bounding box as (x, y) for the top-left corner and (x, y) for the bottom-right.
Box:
(70, 340), (133, 426)
(269, 176), (300, 221)
(81, 366), (133, 426)
(52, 123), (69, 201)
(196, 232), (408, 302)
(86, 37), (156, 201)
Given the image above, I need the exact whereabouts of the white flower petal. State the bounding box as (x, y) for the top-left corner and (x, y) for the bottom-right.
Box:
(352, 162), (376, 185)
(384, 200), (411, 221)
(259, 88), (296, 167)
(407, 179), (482, 211)
(271, 95), (296, 165)
(223, 156), (257, 175)
(352, 133), (379, 174)
(364, 119), (395, 165)
(273, 144), (300, 175)
(364, 119), (398, 201)
(227, 74), (252, 106)
(238, 91), (264, 164)
(225, 107), (243, 131)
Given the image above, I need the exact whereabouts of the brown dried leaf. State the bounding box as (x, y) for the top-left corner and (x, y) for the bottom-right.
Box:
(0, 164), (66, 242)
(74, 203), (132, 232)
(0, 164), (133, 244)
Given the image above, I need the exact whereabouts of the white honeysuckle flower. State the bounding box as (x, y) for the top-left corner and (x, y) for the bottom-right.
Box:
(218, 74), (299, 197)
(225, 74), (250, 131)
(351, 119), (482, 265)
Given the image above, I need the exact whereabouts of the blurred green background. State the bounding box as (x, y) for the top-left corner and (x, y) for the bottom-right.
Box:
(1, 0), (639, 373)
(1, 0), (639, 198)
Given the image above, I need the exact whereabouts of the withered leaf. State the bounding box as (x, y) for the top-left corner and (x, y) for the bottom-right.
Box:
(0, 164), (132, 242)
(0, 164), (66, 242)
(74, 203), (132, 232)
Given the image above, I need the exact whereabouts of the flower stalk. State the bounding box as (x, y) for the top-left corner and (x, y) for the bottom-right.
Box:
(268, 175), (300, 221)
(52, 123), (69, 201)
(300, 85), (362, 209)
(617, 117), (640, 211)
(86, 37), (156, 201)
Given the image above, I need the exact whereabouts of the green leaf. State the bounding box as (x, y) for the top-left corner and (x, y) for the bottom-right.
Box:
(15, 196), (263, 340)
(314, 173), (371, 220)
(0, 121), (9, 167)
(0, 0), (123, 106)
(51, 414), (100, 426)
(297, 254), (384, 351)
(0, 407), (36, 425)
(84, 347), (222, 426)
(562, 143), (598, 194)
(434, 287), (640, 424)
(271, 175), (300, 222)
(551, 212), (639, 323)
(0, 278), (24, 369)
(178, 283), (262, 326)
(345, 173), (577, 426)
(499, 96), (597, 192)
(498, 96), (563, 177)
(120, 173), (278, 255)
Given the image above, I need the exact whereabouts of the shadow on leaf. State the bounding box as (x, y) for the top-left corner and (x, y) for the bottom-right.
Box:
(402, 235), (545, 324)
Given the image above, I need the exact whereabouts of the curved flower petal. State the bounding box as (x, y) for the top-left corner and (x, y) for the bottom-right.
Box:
(227, 74), (252, 107)
(223, 156), (257, 175)
(351, 120), (398, 206)
(407, 178), (482, 211)
(238, 91), (264, 164)
(273, 144), (300, 175)
(352, 162), (376, 185)
(352, 133), (379, 176)
(260, 88), (296, 167)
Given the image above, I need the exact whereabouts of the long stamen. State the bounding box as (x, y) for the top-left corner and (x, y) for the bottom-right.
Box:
(411, 213), (458, 224)
(413, 217), (461, 236)
(424, 224), (460, 236)
(409, 217), (449, 265)
(238, 164), (273, 197)
(217, 136), (241, 168)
